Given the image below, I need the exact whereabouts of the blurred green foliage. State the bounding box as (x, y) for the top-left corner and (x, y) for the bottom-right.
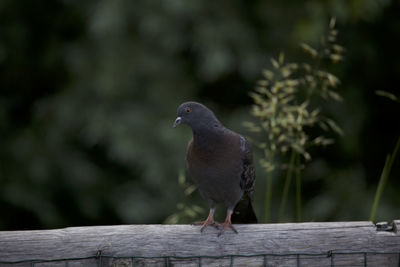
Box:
(0, 0), (399, 230)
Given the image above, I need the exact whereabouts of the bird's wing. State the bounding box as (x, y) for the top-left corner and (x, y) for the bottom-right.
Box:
(239, 135), (255, 199)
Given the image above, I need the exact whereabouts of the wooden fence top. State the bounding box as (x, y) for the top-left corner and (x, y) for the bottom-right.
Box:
(0, 220), (399, 266)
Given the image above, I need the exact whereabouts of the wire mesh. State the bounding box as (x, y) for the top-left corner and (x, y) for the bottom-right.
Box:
(1, 251), (399, 267)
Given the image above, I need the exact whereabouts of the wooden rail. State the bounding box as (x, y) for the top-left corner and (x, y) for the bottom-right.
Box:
(0, 220), (399, 266)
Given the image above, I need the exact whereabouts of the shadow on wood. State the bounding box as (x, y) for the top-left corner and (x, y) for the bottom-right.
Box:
(0, 220), (399, 266)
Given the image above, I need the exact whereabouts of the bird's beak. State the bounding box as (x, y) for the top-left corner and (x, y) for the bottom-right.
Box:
(173, 117), (182, 128)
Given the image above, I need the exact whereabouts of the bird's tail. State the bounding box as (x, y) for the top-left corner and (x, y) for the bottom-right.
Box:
(231, 196), (257, 223)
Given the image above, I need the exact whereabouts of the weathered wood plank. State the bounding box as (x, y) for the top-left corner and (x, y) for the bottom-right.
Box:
(0, 220), (399, 266)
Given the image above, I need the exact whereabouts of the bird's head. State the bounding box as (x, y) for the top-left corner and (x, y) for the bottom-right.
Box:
(173, 101), (221, 130)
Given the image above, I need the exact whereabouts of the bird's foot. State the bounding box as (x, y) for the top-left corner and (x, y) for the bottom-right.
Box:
(192, 219), (220, 232)
(217, 221), (238, 236)
(217, 212), (238, 236)
(192, 209), (219, 232)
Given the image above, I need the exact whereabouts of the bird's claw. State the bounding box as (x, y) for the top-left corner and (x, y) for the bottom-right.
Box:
(217, 221), (238, 237)
(192, 220), (220, 232)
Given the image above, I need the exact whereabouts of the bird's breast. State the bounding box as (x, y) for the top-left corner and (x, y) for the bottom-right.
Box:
(186, 138), (242, 181)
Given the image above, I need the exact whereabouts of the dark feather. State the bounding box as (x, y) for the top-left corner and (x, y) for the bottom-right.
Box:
(232, 135), (257, 223)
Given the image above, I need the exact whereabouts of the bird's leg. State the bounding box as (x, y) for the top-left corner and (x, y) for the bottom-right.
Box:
(192, 208), (219, 232)
(218, 209), (238, 236)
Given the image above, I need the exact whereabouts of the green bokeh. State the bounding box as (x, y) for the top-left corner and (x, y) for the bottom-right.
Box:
(0, 0), (399, 230)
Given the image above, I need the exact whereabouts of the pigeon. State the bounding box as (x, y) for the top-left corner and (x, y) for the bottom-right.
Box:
(173, 101), (257, 235)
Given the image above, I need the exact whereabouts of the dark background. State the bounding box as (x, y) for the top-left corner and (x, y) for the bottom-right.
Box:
(0, 0), (399, 230)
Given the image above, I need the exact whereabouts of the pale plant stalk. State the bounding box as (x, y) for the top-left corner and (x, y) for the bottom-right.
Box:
(295, 153), (302, 221)
(369, 136), (400, 221)
(279, 150), (296, 221)
(264, 169), (273, 222)
(264, 149), (275, 222)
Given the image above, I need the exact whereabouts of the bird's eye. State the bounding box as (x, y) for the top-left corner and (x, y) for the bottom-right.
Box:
(185, 107), (191, 113)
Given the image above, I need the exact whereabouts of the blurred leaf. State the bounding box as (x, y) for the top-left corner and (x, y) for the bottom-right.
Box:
(279, 52), (285, 65)
(300, 43), (318, 57)
(376, 90), (400, 103)
(329, 17), (336, 29)
(326, 118), (344, 136)
(184, 185), (197, 196)
(271, 58), (280, 69)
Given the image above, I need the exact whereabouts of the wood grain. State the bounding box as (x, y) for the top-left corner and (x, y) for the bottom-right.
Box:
(0, 220), (399, 266)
